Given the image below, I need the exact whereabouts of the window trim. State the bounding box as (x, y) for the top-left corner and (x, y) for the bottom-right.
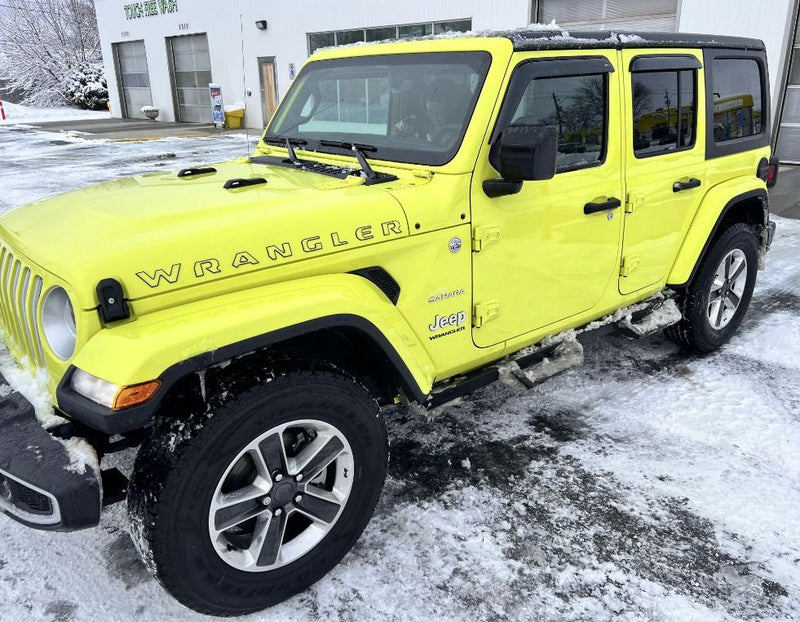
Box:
(704, 48), (770, 159)
(489, 56), (614, 175)
(629, 54), (701, 72)
(631, 66), (698, 160)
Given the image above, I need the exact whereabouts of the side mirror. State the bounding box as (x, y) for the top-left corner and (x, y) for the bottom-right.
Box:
(485, 125), (558, 198)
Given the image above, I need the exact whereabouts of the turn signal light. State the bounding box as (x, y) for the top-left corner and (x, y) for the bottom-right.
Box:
(113, 380), (162, 410)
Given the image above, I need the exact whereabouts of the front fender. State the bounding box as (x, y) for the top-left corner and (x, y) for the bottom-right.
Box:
(57, 274), (435, 433)
(667, 177), (767, 287)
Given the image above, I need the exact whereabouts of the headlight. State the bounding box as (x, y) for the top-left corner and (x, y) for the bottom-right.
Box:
(70, 369), (118, 408)
(42, 286), (76, 359)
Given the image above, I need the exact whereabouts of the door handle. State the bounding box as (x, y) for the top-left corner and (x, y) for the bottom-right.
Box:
(673, 177), (702, 192)
(584, 197), (621, 215)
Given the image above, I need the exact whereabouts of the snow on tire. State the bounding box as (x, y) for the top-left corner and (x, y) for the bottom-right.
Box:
(126, 366), (388, 616)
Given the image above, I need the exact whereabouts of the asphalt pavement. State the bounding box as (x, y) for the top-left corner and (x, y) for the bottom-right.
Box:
(25, 117), (245, 141)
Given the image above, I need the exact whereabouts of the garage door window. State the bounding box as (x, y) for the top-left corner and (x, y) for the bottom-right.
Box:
(115, 41), (152, 118)
(169, 34), (212, 123)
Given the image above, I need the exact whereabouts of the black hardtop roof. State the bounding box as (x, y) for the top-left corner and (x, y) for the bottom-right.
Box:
(494, 28), (764, 52)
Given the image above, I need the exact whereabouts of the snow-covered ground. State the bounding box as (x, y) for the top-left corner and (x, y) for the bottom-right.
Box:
(0, 101), (110, 124)
(0, 124), (799, 621)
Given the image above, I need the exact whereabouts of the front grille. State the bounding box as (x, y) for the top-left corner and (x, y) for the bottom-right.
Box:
(0, 243), (45, 368)
(7, 478), (53, 515)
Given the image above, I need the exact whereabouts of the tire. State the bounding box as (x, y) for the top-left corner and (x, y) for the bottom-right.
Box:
(127, 365), (388, 616)
(665, 223), (759, 353)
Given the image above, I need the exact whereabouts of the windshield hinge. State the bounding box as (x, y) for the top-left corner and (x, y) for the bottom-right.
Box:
(473, 300), (501, 328)
(472, 226), (501, 252)
(411, 169), (433, 180)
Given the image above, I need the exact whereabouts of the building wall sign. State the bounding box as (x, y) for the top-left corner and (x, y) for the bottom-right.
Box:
(124, 0), (178, 21)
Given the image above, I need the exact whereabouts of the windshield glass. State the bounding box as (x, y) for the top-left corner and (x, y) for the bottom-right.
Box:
(265, 52), (492, 166)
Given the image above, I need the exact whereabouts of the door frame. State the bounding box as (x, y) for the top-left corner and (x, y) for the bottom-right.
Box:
(258, 56), (279, 127)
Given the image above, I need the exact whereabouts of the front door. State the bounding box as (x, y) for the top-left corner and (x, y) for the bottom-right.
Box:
(259, 57), (278, 126)
(471, 51), (624, 348)
(618, 50), (706, 294)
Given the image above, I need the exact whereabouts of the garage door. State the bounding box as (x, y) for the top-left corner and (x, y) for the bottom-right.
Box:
(115, 40), (152, 118)
(777, 28), (800, 163)
(539, 0), (678, 31)
(168, 34), (212, 123)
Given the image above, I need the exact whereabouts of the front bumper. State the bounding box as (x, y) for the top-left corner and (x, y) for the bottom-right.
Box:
(0, 372), (101, 530)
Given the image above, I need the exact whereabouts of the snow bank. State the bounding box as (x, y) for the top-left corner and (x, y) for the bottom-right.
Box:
(0, 101), (109, 124)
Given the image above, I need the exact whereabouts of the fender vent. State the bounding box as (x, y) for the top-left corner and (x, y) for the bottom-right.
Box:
(351, 267), (401, 305)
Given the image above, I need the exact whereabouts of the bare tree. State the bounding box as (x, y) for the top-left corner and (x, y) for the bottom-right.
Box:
(0, 0), (101, 106)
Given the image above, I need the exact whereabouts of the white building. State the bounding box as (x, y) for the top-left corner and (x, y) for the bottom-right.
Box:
(95, 0), (800, 161)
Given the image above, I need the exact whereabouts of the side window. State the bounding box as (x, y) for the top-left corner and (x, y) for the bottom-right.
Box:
(632, 69), (696, 156)
(508, 74), (606, 172)
(712, 59), (763, 142)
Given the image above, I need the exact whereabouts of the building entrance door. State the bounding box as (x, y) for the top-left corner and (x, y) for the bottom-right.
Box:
(259, 57), (278, 126)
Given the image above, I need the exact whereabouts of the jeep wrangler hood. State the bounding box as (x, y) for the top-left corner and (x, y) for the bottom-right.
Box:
(0, 159), (410, 308)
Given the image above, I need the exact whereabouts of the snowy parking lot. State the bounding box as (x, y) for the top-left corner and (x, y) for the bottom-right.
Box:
(0, 124), (798, 621)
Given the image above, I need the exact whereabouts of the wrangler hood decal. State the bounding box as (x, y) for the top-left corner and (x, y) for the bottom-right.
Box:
(0, 159), (410, 308)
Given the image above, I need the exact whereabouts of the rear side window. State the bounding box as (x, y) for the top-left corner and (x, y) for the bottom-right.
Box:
(508, 74), (606, 172)
(632, 70), (696, 157)
(712, 59), (764, 142)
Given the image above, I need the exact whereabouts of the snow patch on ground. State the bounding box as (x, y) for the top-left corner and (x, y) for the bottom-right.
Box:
(0, 102), (110, 124)
(0, 127), (797, 621)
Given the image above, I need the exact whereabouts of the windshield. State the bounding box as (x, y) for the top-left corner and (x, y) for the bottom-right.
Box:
(265, 52), (492, 166)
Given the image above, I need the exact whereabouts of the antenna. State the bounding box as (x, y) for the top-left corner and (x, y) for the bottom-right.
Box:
(240, 14), (251, 156)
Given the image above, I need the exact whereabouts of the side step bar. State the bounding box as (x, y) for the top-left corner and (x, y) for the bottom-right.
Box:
(424, 295), (681, 411)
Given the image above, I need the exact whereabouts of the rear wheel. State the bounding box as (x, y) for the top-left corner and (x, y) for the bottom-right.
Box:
(127, 366), (387, 616)
(665, 223), (759, 353)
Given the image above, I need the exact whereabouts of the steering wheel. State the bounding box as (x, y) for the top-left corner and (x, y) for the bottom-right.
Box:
(430, 124), (462, 147)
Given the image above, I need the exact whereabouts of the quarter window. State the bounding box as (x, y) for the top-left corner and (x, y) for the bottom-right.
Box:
(712, 59), (763, 142)
(632, 70), (696, 156)
(508, 74), (607, 172)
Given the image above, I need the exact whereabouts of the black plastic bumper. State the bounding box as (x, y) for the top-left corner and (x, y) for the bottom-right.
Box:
(0, 373), (101, 530)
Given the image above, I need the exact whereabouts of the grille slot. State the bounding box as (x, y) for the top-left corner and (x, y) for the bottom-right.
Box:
(0, 242), (47, 368)
(7, 478), (53, 515)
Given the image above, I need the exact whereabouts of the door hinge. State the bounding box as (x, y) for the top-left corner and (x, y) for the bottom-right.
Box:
(625, 192), (645, 214)
(620, 255), (640, 277)
(472, 226), (501, 252)
(473, 300), (501, 328)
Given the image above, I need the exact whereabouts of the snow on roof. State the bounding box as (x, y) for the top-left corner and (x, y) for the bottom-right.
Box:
(315, 22), (764, 55)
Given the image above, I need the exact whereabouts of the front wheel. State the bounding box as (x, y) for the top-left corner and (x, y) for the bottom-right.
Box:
(665, 223), (759, 353)
(127, 367), (387, 616)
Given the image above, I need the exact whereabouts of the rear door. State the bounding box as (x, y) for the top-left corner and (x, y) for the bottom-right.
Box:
(470, 51), (624, 348)
(619, 49), (706, 294)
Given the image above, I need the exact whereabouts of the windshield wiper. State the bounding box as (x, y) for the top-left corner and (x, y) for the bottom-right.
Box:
(319, 140), (379, 181)
(262, 137), (308, 165)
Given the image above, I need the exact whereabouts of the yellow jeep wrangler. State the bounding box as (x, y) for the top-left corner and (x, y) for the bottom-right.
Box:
(0, 28), (778, 614)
